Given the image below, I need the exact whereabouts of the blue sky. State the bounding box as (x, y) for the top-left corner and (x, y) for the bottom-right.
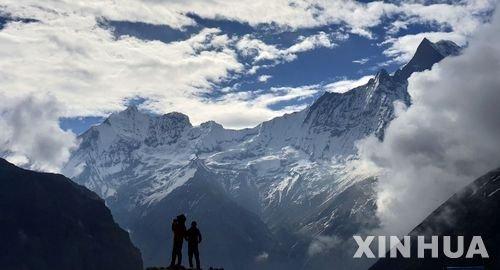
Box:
(0, 0), (496, 134)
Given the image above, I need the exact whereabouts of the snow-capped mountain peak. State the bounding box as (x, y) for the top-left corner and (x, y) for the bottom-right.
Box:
(63, 38), (461, 268)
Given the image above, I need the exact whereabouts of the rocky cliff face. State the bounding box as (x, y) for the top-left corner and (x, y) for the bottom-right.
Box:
(63, 38), (460, 269)
(0, 158), (143, 270)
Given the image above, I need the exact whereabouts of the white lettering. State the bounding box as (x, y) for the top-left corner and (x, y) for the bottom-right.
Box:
(466, 236), (489, 258)
(443, 236), (464, 258)
(352, 235), (489, 259)
(418, 236), (438, 258)
(378, 236), (386, 258)
(353, 236), (375, 258)
(390, 236), (411, 258)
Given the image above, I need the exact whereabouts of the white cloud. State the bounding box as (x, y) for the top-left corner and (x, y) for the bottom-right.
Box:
(308, 235), (342, 256)
(0, 95), (78, 172)
(0, 4), (336, 129)
(236, 31), (338, 64)
(356, 5), (500, 236)
(258, 75), (272, 82)
(255, 252), (269, 263)
(352, 58), (369, 65)
(325, 76), (373, 93)
(0, 0), (495, 137)
(0, 10), (252, 126)
(166, 84), (320, 129)
(398, 1), (493, 36)
(287, 32), (340, 53)
(3, 1), (492, 37)
(0, 0), (195, 29)
(0, 14), (242, 113)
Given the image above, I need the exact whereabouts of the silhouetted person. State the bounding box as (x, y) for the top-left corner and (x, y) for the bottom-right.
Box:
(185, 221), (202, 270)
(170, 214), (187, 267)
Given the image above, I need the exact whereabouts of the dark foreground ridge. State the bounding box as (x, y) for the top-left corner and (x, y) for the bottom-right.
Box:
(370, 167), (500, 270)
(0, 158), (143, 270)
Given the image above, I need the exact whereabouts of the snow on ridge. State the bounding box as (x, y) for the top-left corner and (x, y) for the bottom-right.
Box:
(64, 38), (457, 234)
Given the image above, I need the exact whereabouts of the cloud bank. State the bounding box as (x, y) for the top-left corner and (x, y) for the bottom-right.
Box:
(0, 4), (334, 129)
(0, 95), (78, 172)
(357, 6), (500, 235)
(0, 0), (494, 131)
(3, 0), (489, 36)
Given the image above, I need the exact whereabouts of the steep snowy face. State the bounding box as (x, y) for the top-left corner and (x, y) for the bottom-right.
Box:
(144, 112), (192, 147)
(238, 72), (408, 162)
(283, 38), (460, 160)
(63, 106), (255, 204)
(297, 69), (409, 159)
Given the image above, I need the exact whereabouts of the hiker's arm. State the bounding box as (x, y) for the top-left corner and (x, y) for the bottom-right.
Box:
(198, 231), (202, 243)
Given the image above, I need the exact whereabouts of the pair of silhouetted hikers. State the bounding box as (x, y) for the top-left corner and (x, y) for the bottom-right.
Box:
(170, 214), (203, 270)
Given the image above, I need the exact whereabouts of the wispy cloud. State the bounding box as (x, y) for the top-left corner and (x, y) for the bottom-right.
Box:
(353, 57), (369, 65)
(236, 31), (340, 64)
(325, 76), (373, 93)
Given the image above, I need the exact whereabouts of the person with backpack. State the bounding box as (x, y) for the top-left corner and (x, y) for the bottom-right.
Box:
(170, 214), (187, 267)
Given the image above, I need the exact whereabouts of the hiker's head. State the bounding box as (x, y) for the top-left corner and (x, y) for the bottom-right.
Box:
(191, 221), (197, 227)
(177, 214), (186, 223)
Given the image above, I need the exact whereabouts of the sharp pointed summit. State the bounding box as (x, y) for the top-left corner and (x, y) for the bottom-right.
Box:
(395, 38), (461, 80)
(374, 68), (391, 84)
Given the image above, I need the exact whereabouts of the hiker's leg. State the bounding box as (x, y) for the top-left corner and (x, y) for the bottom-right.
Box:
(170, 242), (177, 266)
(177, 245), (183, 266)
(188, 248), (194, 268)
(194, 247), (200, 270)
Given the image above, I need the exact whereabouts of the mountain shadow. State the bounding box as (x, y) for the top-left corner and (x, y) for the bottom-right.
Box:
(0, 158), (143, 270)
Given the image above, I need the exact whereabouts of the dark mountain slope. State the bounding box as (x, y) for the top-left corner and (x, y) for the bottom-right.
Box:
(128, 161), (292, 270)
(0, 158), (143, 270)
(370, 167), (500, 270)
